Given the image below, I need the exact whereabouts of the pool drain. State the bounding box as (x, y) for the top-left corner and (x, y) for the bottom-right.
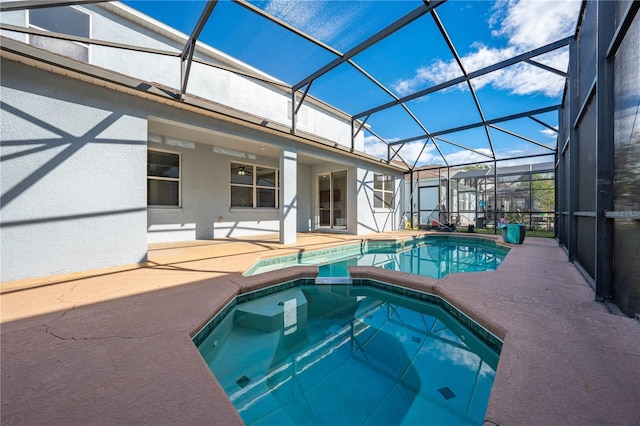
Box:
(438, 387), (456, 400)
(236, 375), (251, 388)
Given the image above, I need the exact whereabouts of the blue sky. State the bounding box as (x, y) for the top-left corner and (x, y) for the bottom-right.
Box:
(123, 0), (581, 167)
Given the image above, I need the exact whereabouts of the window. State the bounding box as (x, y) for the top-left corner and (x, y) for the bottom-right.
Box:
(28, 6), (90, 62)
(231, 163), (278, 208)
(374, 174), (394, 209)
(147, 150), (180, 207)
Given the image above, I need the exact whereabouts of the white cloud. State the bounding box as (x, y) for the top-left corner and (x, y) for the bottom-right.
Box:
(491, 0), (580, 50)
(392, 0), (581, 98)
(394, 141), (437, 165)
(363, 135), (389, 159)
(264, 1), (364, 50)
(541, 128), (558, 139)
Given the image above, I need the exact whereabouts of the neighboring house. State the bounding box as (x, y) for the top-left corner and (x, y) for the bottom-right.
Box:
(0, 2), (406, 282)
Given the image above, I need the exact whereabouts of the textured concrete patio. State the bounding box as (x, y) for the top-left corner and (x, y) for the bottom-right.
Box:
(1, 232), (639, 425)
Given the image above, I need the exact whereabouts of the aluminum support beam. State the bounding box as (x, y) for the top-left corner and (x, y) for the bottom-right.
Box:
(411, 139), (433, 170)
(493, 161), (498, 234)
(430, 9), (496, 159)
(180, 0), (218, 98)
(606, 0), (640, 58)
(488, 124), (555, 151)
(524, 59), (569, 78)
(233, 0), (342, 57)
(528, 115), (558, 133)
(411, 152), (554, 172)
(433, 136), (494, 158)
(0, 0), (108, 12)
(388, 105), (561, 147)
(0, 24), (178, 56)
(595, 0), (615, 302)
(568, 38), (579, 262)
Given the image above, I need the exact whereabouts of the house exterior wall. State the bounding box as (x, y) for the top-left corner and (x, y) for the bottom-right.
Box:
(146, 135), (282, 242)
(297, 163), (313, 232)
(0, 59), (148, 282)
(356, 168), (403, 234)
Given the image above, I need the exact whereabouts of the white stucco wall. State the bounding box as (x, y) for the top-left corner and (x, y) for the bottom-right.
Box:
(356, 168), (403, 234)
(0, 59), (148, 282)
(296, 163), (313, 232)
(0, 9), (27, 42)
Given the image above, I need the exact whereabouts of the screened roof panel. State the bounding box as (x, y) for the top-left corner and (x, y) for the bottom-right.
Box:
(306, 62), (396, 115)
(433, 1), (507, 57)
(435, 126), (494, 153)
(493, 117), (558, 149)
(404, 86), (483, 134)
(349, 12), (461, 100)
(199, 1), (337, 84)
(394, 140), (442, 168)
(488, 127), (555, 161)
(470, 64), (563, 120)
(365, 103), (430, 142)
(439, 145), (494, 167)
(248, 0), (424, 53)
(123, 1), (206, 35)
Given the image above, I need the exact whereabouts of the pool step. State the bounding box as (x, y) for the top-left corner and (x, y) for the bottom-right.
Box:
(235, 288), (307, 332)
(315, 276), (352, 284)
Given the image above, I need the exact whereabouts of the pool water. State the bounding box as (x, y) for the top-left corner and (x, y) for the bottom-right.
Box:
(196, 285), (500, 425)
(317, 242), (505, 280)
(246, 238), (508, 280)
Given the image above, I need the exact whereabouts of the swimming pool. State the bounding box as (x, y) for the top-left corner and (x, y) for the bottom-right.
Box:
(195, 280), (501, 425)
(244, 236), (509, 280)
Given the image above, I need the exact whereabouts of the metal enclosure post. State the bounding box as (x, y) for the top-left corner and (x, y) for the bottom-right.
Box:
(447, 167), (450, 225)
(595, 0), (615, 301)
(568, 39), (579, 261)
(556, 143), (563, 241)
(291, 91), (296, 135)
(475, 178), (479, 229)
(409, 170), (415, 229)
(493, 161), (497, 234)
(529, 169), (533, 229)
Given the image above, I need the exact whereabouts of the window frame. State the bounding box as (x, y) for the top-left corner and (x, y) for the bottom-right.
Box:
(147, 148), (181, 208)
(230, 162), (279, 209)
(26, 6), (92, 63)
(373, 173), (395, 210)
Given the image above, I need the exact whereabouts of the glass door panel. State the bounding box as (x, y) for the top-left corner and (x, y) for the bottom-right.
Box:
(319, 174), (331, 227)
(317, 171), (347, 230)
(332, 171), (347, 230)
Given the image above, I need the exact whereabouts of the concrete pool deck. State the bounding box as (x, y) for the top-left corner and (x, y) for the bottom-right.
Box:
(1, 231), (639, 425)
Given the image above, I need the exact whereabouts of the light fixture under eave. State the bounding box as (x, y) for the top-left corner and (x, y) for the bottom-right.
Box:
(238, 166), (246, 176)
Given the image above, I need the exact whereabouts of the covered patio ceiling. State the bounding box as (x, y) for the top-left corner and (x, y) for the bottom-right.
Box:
(1, 0), (580, 171)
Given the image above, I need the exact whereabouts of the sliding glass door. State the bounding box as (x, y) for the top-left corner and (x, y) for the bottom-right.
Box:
(318, 171), (347, 230)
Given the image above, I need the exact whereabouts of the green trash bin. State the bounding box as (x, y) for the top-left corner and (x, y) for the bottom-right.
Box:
(500, 224), (526, 244)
